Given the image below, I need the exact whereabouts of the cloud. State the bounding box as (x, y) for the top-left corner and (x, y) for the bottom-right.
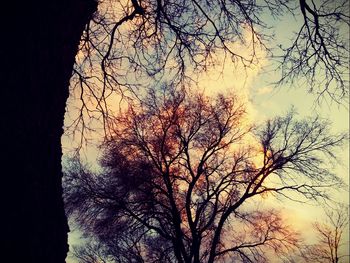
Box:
(195, 34), (268, 127)
(257, 86), (273, 95)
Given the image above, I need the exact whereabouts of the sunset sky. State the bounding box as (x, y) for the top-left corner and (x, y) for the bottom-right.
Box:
(62, 1), (349, 262)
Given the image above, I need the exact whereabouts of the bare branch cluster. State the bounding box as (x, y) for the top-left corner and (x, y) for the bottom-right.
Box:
(64, 86), (346, 263)
(66, 0), (349, 146)
(278, 0), (350, 102)
(301, 204), (349, 263)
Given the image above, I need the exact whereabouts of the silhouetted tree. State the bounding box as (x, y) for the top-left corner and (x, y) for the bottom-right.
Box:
(278, 0), (350, 101)
(68, 0), (349, 143)
(72, 241), (111, 263)
(2, 0), (97, 262)
(64, 86), (346, 263)
(3, 0), (347, 262)
(301, 204), (349, 263)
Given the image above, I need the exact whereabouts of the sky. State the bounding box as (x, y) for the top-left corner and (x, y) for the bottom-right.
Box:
(185, 34), (349, 246)
(62, 1), (349, 262)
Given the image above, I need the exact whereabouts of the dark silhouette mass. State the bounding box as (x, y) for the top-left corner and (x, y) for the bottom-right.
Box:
(2, 0), (97, 262)
(1, 0), (348, 262)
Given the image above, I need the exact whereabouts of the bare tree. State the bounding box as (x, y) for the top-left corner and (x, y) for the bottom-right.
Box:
(67, 0), (350, 145)
(278, 0), (350, 102)
(72, 241), (110, 263)
(64, 86), (346, 263)
(300, 204), (349, 263)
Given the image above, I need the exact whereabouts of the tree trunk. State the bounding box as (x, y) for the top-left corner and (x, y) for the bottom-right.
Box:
(1, 0), (97, 262)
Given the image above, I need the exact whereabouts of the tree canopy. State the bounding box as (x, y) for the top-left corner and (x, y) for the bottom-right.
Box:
(67, 0), (349, 144)
(63, 1), (349, 262)
(64, 87), (346, 263)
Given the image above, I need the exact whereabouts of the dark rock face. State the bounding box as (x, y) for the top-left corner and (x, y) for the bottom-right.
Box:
(1, 0), (97, 262)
